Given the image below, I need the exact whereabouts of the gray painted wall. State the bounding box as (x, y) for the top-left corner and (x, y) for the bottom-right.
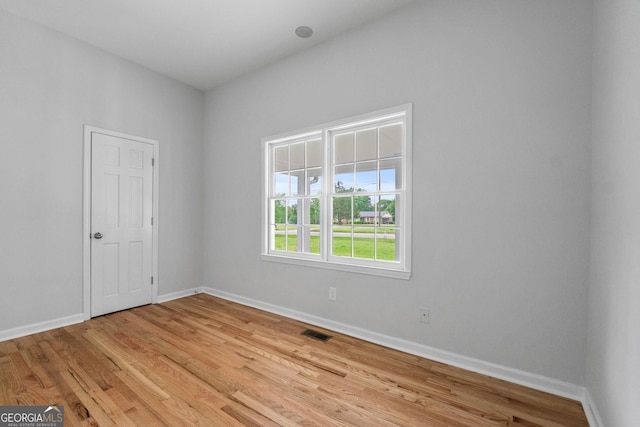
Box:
(589, 0), (640, 424)
(203, 0), (592, 385)
(0, 9), (204, 330)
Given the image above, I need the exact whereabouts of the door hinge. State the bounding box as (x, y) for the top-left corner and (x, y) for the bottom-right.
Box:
(151, 276), (154, 285)
(151, 217), (154, 226)
(152, 158), (155, 166)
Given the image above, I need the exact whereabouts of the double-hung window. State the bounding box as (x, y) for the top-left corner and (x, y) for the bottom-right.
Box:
(262, 104), (411, 279)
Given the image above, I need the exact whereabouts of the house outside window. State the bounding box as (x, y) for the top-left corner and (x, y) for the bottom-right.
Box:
(262, 104), (412, 279)
(358, 211), (393, 224)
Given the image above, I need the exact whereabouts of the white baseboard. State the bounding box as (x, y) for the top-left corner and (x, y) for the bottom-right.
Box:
(200, 287), (589, 406)
(157, 287), (203, 304)
(0, 313), (84, 342)
(581, 388), (605, 427)
(0, 288), (202, 342)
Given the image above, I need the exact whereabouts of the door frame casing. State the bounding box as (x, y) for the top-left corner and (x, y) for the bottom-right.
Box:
(82, 125), (159, 320)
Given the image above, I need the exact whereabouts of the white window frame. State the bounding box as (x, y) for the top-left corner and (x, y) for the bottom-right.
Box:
(261, 104), (412, 279)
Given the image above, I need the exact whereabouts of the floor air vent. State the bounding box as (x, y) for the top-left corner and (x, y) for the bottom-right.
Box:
(301, 329), (332, 342)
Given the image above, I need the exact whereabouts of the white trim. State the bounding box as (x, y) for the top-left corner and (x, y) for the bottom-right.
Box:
(581, 389), (605, 427)
(0, 287), (202, 342)
(82, 125), (160, 320)
(157, 288), (202, 304)
(264, 129), (323, 145)
(261, 103), (412, 278)
(0, 314), (84, 342)
(201, 287), (588, 405)
(403, 105), (413, 275)
(261, 253), (411, 279)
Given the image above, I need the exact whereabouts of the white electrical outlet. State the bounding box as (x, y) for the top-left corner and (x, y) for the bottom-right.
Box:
(419, 308), (430, 324)
(329, 287), (337, 301)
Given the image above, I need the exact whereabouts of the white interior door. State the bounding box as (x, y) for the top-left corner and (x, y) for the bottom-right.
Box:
(91, 132), (154, 316)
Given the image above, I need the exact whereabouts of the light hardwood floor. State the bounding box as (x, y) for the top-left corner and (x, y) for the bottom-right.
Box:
(0, 294), (588, 426)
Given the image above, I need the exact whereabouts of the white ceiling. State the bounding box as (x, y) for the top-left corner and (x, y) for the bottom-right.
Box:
(0, 0), (414, 91)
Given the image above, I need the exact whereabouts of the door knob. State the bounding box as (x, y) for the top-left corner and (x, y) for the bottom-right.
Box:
(94, 232), (103, 239)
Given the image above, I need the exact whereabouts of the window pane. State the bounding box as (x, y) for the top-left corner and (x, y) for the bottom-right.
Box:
(379, 123), (403, 159)
(290, 142), (305, 170)
(286, 200), (298, 225)
(273, 199), (286, 225)
(376, 195), (396, 224)
(285, 200), (299, 253)
(274, 172), (289, 196)
(376, 228), (398, 261)
(307, 168), (322, 195)
(356, 128), (377, 161)
(355, 161), (377, 192)
(274, 145), (289, 172)
(334, 164), (354, 191)
(380, 158), (401, 191)
(307, 138), (322, 168)
(274, 233), (286, 251)
(290, 170), (304, 196)
(332, 225), (352, 258)
(334, 132), (354, 164)
(305, 197), (321, 225)
(354, 195), (374, 221)
(332, 196), (352, 225)
(353, 226), (375, 259)
(301, 197), (320, 256)
(302, 225), (320, 255)
(273, 199), (286, 251)
(283, 233), (298, 253)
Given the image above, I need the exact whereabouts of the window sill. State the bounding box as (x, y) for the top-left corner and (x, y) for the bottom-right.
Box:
(261, 253), (411, 280)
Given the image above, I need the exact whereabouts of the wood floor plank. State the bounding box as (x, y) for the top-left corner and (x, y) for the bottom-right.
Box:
(0, 294), (589, 426)
(0, 356), (19, 404)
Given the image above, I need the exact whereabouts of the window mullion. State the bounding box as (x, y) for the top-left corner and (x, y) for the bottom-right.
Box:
(322, 129), (331, 261)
